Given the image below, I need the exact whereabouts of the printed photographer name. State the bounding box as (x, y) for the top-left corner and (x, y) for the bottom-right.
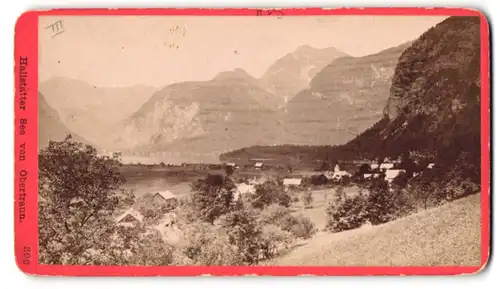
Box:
(19, 57), (28, 111)
(18, 170), (28, 222)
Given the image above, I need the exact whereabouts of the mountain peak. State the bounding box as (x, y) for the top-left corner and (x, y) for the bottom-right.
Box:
(213, 68), (255, 81)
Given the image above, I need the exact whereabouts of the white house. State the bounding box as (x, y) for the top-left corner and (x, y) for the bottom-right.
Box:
(115, 208), (144, 226)
(379, 163), (395, 170)
(324, 170), (352, 181)
(370, 163), (379, 170)
(283, 178), (302, 186)
(333, 164), (341, 172)
(363, 173), (380, 180)
(427, 163), (435, 169)
(234, 183), (256, 200)
(385, 169), (406, 183)
(254, 162), (264, 170)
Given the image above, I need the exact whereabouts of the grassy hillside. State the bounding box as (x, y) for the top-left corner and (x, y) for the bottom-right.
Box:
(269, 193), (481, 266)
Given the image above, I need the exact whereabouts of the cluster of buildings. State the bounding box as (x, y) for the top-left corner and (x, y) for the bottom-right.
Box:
(114, 190), (182, 244)
(363, 161), (436, 184)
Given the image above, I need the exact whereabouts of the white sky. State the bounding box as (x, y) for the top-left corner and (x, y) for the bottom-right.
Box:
(39, 15), (448, 87)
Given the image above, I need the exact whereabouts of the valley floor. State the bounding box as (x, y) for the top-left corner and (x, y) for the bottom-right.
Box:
(267, 193), (482, 267)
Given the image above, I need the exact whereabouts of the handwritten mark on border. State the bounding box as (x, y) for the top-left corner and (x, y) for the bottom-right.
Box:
(45, 20), (64, 38)
(256, 9), (284, 19)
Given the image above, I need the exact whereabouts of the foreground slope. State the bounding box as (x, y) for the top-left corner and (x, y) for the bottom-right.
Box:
(271, 193), (482, 266)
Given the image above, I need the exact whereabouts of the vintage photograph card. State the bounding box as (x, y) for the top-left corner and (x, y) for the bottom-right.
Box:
(14, 8), (490, 276)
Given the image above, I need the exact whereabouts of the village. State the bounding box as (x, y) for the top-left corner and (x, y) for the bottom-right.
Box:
(113, 156), (437, 247)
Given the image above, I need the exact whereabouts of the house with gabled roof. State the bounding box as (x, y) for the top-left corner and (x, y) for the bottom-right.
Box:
(152, 190), (178, 210)
(115, 208), (144, 226)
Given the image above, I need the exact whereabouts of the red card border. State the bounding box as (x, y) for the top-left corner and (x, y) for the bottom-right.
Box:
(14, 7), (491, 276)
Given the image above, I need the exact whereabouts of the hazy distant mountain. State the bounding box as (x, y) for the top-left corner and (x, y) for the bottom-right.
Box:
(259, 45), (349, 105)
(108, 68), (281, 161)
(38, 92), (89, 149)
(281, 42), (412, 146)
(39, 77), (156, 145)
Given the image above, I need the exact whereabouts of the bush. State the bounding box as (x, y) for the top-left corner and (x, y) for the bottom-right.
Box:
(286, 215), (317, 239)
(310, 174), (327, 186)
(260, 205), (316, 239)
(260, 225), (294, 258)
(302, 191), (313, 208)
(177, 222), (242, 265)
(326, 194), (368, 233)
(219, 208), (265, 264)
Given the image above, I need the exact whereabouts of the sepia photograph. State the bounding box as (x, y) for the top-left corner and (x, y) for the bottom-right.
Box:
(37, 14), (483, 267)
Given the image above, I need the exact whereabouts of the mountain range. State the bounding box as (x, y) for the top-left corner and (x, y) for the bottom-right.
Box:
(39, 78), (157, 145)
(39, 34), (441, 163)
(38, 92), (89, 149)
(222, 16), (482, 172)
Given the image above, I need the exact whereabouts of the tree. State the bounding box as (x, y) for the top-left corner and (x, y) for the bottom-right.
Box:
(38, 135), (125, 264)
(356, 163), (371, 177)
(191, 174), (236, 224)
(366, 178), (397, 225)
(224, 165), (235, 176)
(251, 180), (290, 209)
(400, 153), (418, 177)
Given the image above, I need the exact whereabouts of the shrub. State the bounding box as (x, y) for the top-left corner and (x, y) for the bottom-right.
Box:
(326, 194), (368, 233)
(260, 224), (294, 258)
(178, 222), (242, 265)
(310, 174), (327, 186)
(286, 215), (317, 239)
(219, 208), (265, 264)
(260, 205), (316, 239)
(302, 191), (313, 208)
(260, 205), (291, 225)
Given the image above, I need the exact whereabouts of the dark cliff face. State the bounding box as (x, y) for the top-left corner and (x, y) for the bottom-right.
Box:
(345, 16), (481, 163)
(385, 16), (480, 120)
